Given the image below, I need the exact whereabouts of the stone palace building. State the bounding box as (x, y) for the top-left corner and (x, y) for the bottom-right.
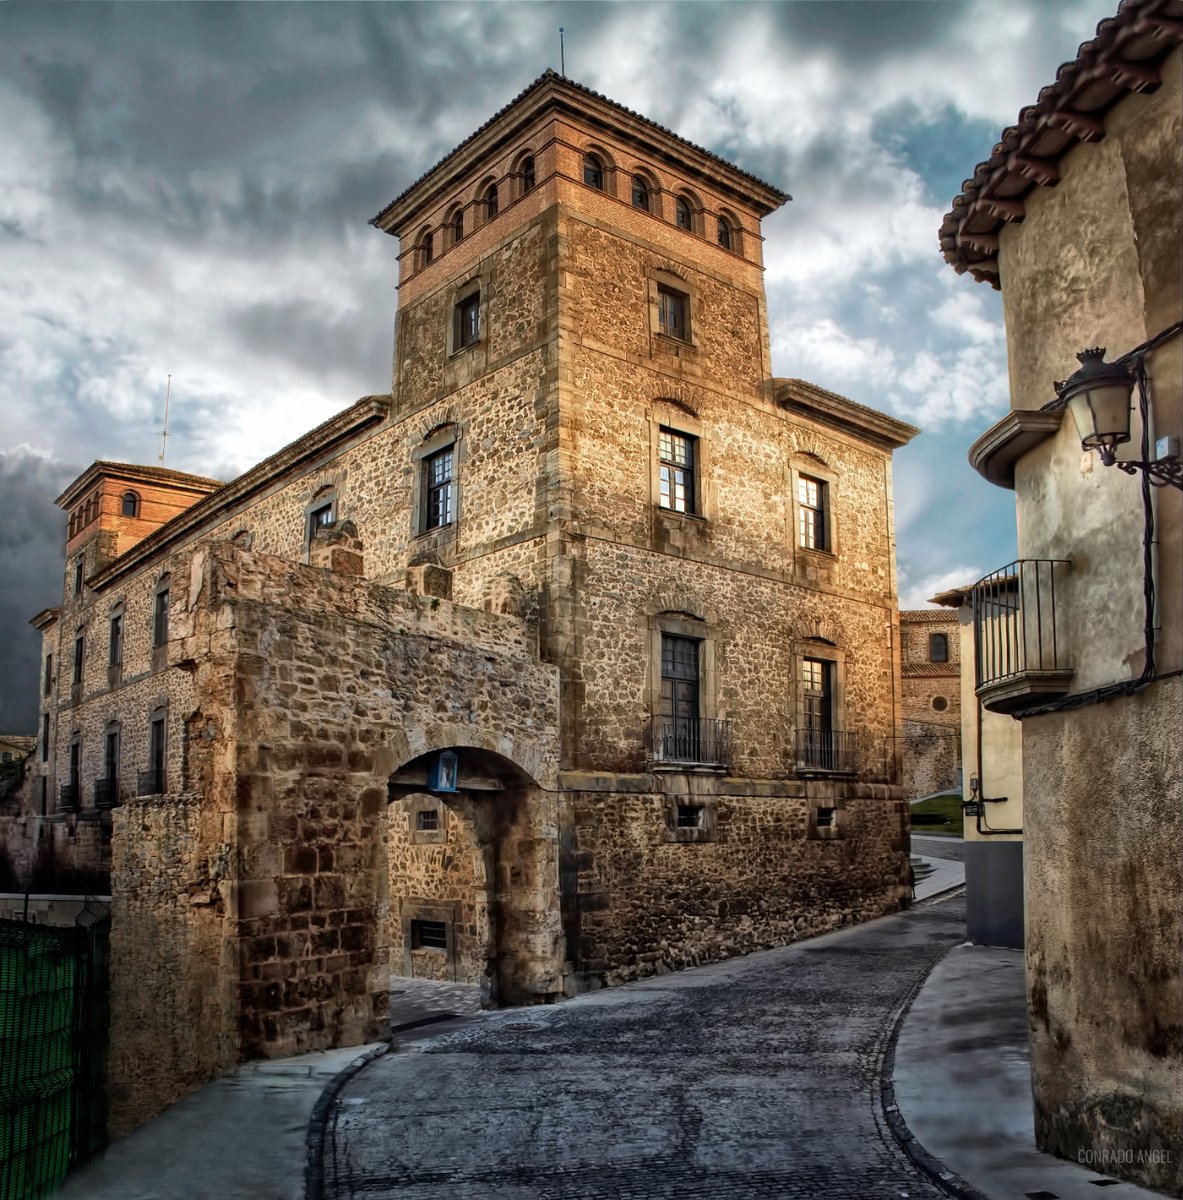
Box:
(7, 72), (918, 1133)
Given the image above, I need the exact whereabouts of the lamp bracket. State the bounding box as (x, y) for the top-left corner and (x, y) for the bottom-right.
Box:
(1112, 455), (1183, 490)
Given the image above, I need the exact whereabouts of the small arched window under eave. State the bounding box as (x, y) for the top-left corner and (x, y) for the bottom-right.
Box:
(449, 207), (464, 246)
(583, 154), (605, 190)
(929, 633), (949, 663)
(631, 175), (650, 211)
(716, 217), (733, 251)
(420, 228), (434, 269)
(121, 490), (140, 518)
(521, 155), (536, 194)
(484, 182), (499, 221)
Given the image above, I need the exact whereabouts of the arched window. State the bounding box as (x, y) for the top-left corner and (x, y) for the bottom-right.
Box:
(716, 217), (733, 250)
(420, 229), (434, 268)
(675, 196), (693, 231)
(484, 182), (499, 221)
(121, 490), (140, 518)
(631, 175), (650, 211)
(929, 633), (949, 663)
(521, 155), (536, 193)
(449, 207), (464, 245)
(583, 154), (604, 190)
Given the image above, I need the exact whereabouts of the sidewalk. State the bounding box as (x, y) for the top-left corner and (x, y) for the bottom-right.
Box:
(54, 1044), (382, 1200)
(913, 851), (964, 901)
(892, 943), (1164, 1200)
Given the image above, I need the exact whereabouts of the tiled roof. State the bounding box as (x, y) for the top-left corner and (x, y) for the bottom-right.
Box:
(899, 609), (958, 623)
(940, 0), (1183, 287)
(57, 460), (224, 508)
(371, 70), (789, 230)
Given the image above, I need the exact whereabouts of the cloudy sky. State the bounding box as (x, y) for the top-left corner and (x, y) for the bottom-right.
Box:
(0, 0), (1119, 729)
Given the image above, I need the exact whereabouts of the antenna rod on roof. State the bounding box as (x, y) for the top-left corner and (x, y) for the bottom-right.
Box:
(559, 26), (565, 77)
(158, 374), (172, 467)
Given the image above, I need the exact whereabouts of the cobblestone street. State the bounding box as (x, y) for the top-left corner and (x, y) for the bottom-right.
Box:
(325, 896), (965, 1199)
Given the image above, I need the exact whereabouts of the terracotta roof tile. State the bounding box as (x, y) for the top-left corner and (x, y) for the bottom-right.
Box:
(941, 0), (1183, 287)
(902, 662), (962, 677)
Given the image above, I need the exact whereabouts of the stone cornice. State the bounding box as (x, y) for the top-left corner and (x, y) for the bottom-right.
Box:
(969, 409), (1064, 489)
(57, 462), (223, 510)
(89, 396), (390, 590)
(774, 378), (919, 451)
(29, 607), (60, 631)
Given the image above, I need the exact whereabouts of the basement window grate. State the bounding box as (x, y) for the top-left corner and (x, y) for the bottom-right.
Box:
(675, 804), (704, 829)
(411, 919), (447, 951)
(416, 809), (440, 832)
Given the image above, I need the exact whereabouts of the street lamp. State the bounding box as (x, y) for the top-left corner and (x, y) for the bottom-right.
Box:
(1056, 347), (1183, 488)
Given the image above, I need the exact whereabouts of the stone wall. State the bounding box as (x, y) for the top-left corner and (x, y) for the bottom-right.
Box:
(560, 776), (909, 989)
(900, 720), (961, 799)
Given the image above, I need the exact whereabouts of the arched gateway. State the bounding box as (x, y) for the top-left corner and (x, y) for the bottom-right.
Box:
(386, 745), (563, 1007)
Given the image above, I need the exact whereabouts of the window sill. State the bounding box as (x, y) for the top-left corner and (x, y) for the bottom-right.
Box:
(797, 544), (837, 561)
(653, 333), (698, 354)
(448, 339), (482, 360)
(657, 506), (707, 524)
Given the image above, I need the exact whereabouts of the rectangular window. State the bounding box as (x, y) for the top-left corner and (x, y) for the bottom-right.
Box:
(105, 729), (120, 784)
(411, 919), (448, 951)
(658, 285), (688, 340)
(68, 739), (81, 785)
(73, 634), (84, 685)
(658, 429), (696, 514)
(675, 804), (704, 829)
(41, 713), (50, 762)
(44, 654), (53, 696)
(308, 503), (334, 541)
(109, 613), (123, 668)
(815, 806), (835, 829)
(40, 777), (47, 816)
(797, 476), (828, 551)
(153, 588), (170, 648)
(416, 809), (440, 832)
(660, 634), (701, 761)
(147, 715), (166, 794)
(73, 560), (84, 596)
(801, 657), (835, 770)
(455, 293), (480, 349)
(423, 447), (455, 530)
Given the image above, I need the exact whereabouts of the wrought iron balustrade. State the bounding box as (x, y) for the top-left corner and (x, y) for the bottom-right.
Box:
(137, 769), (166, 797)
(794, 729), (860, 775)
(93, 778), (119, 809)
(58, 782), (81, 812)
(972, 558), (1073, 711)
(646, 716), (732, 768)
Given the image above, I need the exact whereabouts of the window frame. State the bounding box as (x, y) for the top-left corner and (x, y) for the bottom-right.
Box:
(583, 153), (605, 190)
(929, 633), (950, 663)
(108, 604), (124, 674)
(657, 285), (690, 342)
(483, 181), (499, 222)
(520, 154), (536, 194)
(647, 271), (698, 353)
(44, 653), (53, 697)
(790, 460), (839, 560)
(658, 427), (697, 515)
(152, 576), (171, 651)
(411, 425), (463, 542)
(422, 446), (455, 532)
(796, 474), (828, 552)
(121, 490), (140, 518)
(631, 174), (650, 211)
(304, 486), (338, 559)
(73, 559), (84, 597)
(454, 291), (481, 351)
(72, 629), (85, 687)
(793, 640), (849, 778)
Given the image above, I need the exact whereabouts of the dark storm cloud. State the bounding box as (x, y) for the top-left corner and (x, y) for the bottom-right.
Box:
(0, 0), (1124, 726)
(0, 451), (79, 732)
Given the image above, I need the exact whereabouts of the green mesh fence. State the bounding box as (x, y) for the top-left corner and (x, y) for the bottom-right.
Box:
(0, 913), (108, 1200)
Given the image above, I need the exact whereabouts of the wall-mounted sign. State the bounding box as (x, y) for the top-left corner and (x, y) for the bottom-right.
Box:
(430, 750), (459, 793)
(963, 802), (981, 817)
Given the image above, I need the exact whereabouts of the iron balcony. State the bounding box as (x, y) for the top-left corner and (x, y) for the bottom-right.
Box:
(972, 558), (1073, 712)
(58, 782), (81, 813)
(137, 769), (166, 797)
(646, 716), (732, 769)
(93, 778), (119, 809)
(794, 729), (860, 776)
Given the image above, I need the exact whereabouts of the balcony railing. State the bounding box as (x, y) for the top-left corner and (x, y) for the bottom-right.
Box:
(137, 768), (166, 797)
(646, 717), (732, 768)
(972, 558), (1073, 712)
(94, 778), (119, 809)
(794, 729), (861, 775)
(58, 782), (80, 813)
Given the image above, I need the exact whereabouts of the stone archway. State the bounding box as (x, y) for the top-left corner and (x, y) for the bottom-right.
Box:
(386, 746), (563, 1008)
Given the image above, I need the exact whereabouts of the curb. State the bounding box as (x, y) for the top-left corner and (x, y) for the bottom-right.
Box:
(304, 1042), (390, 1200)
(878, 949), (991, 1200)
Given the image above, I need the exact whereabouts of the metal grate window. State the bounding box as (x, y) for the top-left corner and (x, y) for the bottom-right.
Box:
(815, 806), (835, 828)
(676, 804), (704, 829)
(658, 428), (696, 513)
(415, 809), (440, 832)
(797, 475), (827, 550)
(411, 920), (447, 951)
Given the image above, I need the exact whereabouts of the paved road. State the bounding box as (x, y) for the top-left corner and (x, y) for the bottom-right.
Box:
(325, 897), (966, 1199)
(910, 834), (964, 863)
